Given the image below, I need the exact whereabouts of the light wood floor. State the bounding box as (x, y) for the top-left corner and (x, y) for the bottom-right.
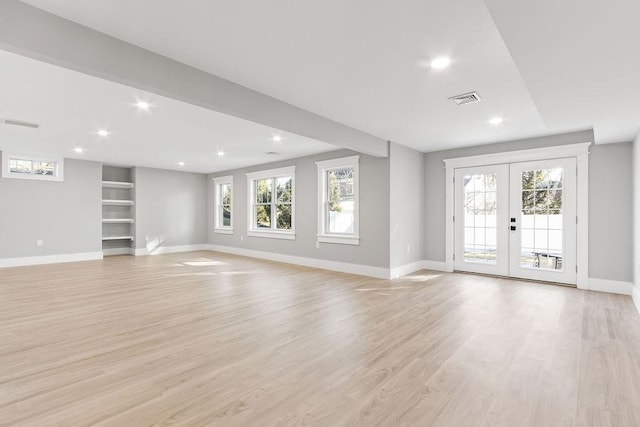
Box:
(1, 251), (640, 426)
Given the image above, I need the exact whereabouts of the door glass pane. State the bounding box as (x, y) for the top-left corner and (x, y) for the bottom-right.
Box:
(463, 173), (497, 264)
(520, 168), (563, 270)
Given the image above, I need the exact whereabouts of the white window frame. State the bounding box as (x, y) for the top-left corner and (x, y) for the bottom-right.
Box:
(316, 155), (360, 245)
(1, 153), (64, 181)
(213, 175), (233, 234)
(246, 165), (295, 240)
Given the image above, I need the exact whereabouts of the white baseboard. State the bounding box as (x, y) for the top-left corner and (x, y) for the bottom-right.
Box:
(207, 244), (390, 279)
(632, 285), (640, 315)
(422, 260), (451, 272)
(586, 278), (634, 295)
(0, 251), (103, 268)
(389, 260), (425, 279)
(133, 244), (211, 256)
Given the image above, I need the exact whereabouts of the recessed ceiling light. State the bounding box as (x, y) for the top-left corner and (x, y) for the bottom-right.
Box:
(136, 100), (151, 110)
(488, 117), (504, 125)
(217, 150), (225, 157)
(73, 147), (84, 154)
(430, 57), (451, 70)
(178, 161), (185, 167)
(97, 129), (110, 137)
(271, 135), (282, 142)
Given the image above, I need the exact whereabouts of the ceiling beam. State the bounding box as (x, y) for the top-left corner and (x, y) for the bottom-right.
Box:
(0, 0), (388, 157)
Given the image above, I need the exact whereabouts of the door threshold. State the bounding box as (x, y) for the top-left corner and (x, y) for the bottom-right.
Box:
(454, 270), (577, 288)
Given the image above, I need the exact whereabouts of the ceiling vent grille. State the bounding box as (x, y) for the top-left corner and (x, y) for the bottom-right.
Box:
(2, 118), (40, 128)
(449, 91), (481, 105)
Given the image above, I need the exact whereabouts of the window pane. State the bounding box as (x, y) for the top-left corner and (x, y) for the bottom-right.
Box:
(328, 169), (354, 202)
(255, 205), (271, 228)
(222, 207), (231, 227)
(33, 161), (56, 176)
(326, 168), (355, 234)
(221, 183), (232, 205)
(328, 200), (354, 234)
(276, 177), (292, 203)
(255, 179), (272, 204)
(276, 204), (292, 229)
(9, 159), (32, 174)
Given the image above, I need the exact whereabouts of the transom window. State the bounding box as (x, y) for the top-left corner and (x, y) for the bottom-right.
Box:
(213, 176), (233, 234)
(316, 156), (360, 245)
(247, 166), (295, 240)
(2, 154), (63, 181)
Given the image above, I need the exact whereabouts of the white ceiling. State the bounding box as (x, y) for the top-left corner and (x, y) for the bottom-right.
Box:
(485, 0), (640, 144)
(19, 0), (640, 152)
(0, 50), (336, 173)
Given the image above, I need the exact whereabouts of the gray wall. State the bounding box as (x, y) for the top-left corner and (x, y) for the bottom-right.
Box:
(134, 167), (208, 250)
(423, 130), (633, 282)
(0, 153), (102, 258)
(389, 142), (425, 268)
(634, 133), (640, 291)
(208, 149), (391, 268)
(589, 142), (633, 282)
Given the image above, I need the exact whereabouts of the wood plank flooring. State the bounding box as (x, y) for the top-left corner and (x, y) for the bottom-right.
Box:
(1, 251), (639, 426)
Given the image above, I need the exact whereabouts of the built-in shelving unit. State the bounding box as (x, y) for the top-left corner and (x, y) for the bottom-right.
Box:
(102, 218), (134, 224)
(102, 199), (135, 206)
(102, 180), (134, 189)
(102, 235), (134, 241)
(102, 166), (135, 256)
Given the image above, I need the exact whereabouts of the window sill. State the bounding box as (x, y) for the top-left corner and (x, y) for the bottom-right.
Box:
(317, 234), (360, 246)
(214, 228), (234, 235)
(247, 230), (296, 240)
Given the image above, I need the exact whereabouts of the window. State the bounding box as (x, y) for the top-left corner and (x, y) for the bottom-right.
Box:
(316, 156), (359, 245)
(246, 166), (295, 240)
(2, 154), (63, 181)
(213, 175), (233, 234)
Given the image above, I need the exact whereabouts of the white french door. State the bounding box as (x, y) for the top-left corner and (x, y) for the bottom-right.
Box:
(454, 165), (509, 276)
(454, 158), (577, 285)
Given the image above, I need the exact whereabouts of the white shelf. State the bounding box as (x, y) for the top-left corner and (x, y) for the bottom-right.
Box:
(102, 218), (134, 224)
(102, 180), (134, 189)
(102, 199), (134, 206)
(102, 235), (134, 241)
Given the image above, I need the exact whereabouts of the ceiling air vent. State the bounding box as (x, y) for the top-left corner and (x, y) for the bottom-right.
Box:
(2, 118), (40, 128)
(449, 91), (481, 105)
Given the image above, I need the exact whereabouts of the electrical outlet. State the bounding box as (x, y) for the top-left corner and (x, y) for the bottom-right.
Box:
(240, 236), (244, 241)
(36, 240), (43, 247)
(316, 241), (320, 249)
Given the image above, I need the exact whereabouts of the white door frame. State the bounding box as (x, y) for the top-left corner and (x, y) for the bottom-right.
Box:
(443, 142), (591, 289)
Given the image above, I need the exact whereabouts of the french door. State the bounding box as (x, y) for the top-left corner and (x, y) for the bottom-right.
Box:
(454, 158), (577, 285)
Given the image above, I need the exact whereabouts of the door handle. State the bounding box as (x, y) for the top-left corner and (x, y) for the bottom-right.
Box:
(510, 225), (517, 231)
